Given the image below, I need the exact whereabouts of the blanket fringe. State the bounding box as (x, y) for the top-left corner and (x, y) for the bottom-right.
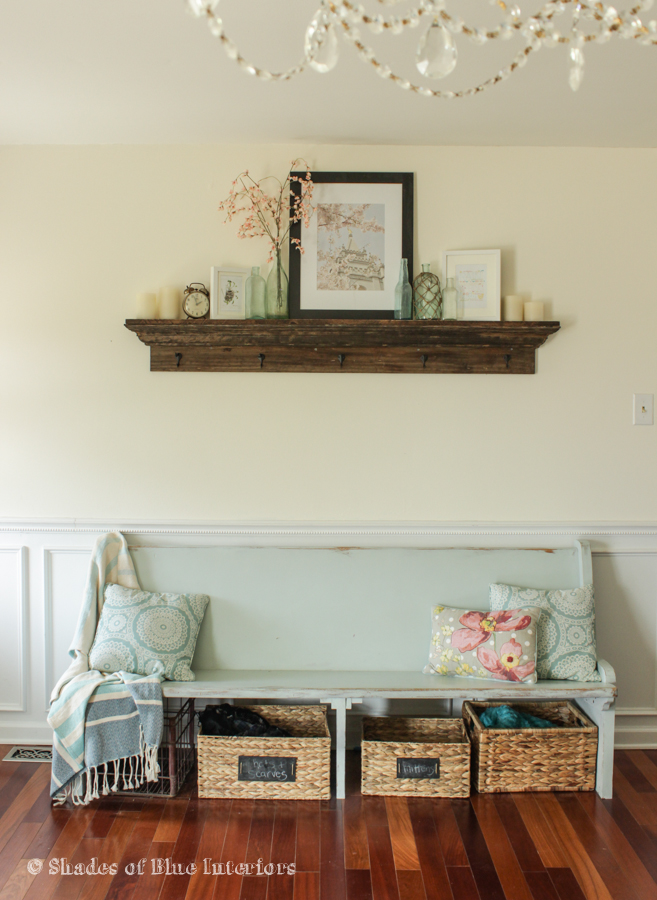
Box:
(53, 726), (160, 806)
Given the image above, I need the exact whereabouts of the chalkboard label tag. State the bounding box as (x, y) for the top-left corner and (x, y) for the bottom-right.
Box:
(396, 758), (440, 779)
(238, 756), (297, 783)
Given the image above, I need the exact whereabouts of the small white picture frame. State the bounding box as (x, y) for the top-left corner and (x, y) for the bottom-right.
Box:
(211, 267), (248, 319)
(442, 249), (501, 321)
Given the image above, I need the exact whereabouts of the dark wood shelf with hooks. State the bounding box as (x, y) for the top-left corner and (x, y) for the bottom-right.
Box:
(124, 319), (560, 374)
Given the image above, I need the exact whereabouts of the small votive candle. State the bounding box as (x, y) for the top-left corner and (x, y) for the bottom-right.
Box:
(160, 288), (181, 319)
(502, 295), (524, 321)
(523, 300), (545, 322)
(136, 292), (157, 318)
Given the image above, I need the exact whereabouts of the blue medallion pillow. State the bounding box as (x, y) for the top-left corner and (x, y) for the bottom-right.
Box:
(489, 583), (601, 682)
(89, 584), (210, 681)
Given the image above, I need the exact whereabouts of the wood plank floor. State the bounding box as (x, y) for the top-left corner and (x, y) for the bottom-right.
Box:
(0, 748), (656, 900)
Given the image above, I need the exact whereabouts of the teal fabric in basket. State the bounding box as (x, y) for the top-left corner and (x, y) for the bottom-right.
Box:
(89, 584), (209, 681)
(489, 582), (601, 683)
(479, 705), (557, 729)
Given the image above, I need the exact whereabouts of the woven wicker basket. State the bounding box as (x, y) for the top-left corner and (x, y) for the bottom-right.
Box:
(463, 700), (597, 793)
(361, 717), (471, 798)
(197, 704), (331, 800)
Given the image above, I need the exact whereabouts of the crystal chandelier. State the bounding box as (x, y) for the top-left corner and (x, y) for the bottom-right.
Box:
(187, 0), (656, 97)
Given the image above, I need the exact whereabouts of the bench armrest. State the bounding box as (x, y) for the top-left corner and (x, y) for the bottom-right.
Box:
(596, 658), (616, 684)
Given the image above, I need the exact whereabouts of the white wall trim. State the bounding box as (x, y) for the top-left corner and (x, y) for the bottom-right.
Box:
(19, 547), (28, 712)
(615, 726), (657, 734)
(43, 548), (53, 708)
(1, 518), (657, 537)
(614, 743), (657, 749)
(594, 550), (657, 557)
(43, 547), (89, 707)
(616, 708), (657, 716)
(0, 548), (28, 712)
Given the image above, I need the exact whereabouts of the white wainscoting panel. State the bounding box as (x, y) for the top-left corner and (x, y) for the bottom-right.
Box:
(43, 549), (90, 705)
(594, 551), (657, 747)
(0, 521), (653, 745)
(0, 548), (27, 711)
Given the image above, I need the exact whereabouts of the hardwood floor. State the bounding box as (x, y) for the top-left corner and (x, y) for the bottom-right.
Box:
(0, 748), (655, 900)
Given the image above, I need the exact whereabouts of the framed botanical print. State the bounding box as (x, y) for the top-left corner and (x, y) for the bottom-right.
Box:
(210, 266), (248, 319)
(289, 171), (414, 319)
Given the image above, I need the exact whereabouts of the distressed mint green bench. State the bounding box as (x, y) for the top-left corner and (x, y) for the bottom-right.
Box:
(131, 541), (616, 800)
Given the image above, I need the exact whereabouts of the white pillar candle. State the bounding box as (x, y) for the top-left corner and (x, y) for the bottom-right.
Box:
(523, 300), (545, 322)
(160, 288), (181, 319)
(136, 292), (158, 318)
(502, 295), (524, 321)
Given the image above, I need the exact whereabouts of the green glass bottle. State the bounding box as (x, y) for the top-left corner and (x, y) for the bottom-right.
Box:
(245, 266), (266, 319)
(413, 263), (442, 319)
(394, 259), (412, 320)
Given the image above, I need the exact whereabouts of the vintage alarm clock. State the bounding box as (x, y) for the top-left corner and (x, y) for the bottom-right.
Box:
(182, 283), (210, 319)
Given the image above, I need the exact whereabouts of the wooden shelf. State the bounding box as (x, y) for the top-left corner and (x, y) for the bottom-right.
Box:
(124, 319), (560, 374)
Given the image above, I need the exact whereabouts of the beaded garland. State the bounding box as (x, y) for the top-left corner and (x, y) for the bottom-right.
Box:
(186, 0), (657, 97)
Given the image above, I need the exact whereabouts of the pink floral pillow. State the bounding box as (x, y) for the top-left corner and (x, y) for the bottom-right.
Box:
(423, 605), (543, 683)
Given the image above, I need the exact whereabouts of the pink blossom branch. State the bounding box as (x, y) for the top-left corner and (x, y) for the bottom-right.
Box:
(218, 158), (315, 257)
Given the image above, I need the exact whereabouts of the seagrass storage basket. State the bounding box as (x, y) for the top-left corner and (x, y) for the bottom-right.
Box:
(197, 704), (331, 800)
(463, 701), (598, 793)
(361, 716), (471, 798)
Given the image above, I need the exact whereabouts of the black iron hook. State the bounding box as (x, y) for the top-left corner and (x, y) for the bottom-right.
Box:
(175, 352), (182, 368)
(504, 354), (511, 369)
(338, 353), (346, 368)
(258, 353), (265, 369)
(420, 354), (428, 369)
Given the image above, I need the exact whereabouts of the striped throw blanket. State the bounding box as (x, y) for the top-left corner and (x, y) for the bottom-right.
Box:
(48, 533), (163, 804)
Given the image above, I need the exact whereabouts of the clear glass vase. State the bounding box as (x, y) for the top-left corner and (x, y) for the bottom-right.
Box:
(266, 248), (289, 319)
(394, 259), (413, 320)
(245, 266), (266, 319)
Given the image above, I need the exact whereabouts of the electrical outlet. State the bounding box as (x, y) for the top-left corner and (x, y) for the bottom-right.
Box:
(633, 393), (654, 426)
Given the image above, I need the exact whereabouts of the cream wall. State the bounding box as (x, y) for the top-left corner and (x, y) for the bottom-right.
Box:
(1, 144), (656, 523)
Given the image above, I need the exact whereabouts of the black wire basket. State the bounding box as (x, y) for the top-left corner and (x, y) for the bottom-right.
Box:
(116, 698), (195, 798)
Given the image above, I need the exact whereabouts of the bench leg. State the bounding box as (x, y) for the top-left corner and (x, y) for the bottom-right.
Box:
(329, 698), (362, 800)
(577, 697), (616, 799)
(329, 699), (349, 800)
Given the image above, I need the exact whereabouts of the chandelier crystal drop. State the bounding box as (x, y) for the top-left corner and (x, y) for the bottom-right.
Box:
(305, 11), (340, 73)
(569, 45), (585, 89)
(416, 19), (458, 78)
(186, 0), (657, 98)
